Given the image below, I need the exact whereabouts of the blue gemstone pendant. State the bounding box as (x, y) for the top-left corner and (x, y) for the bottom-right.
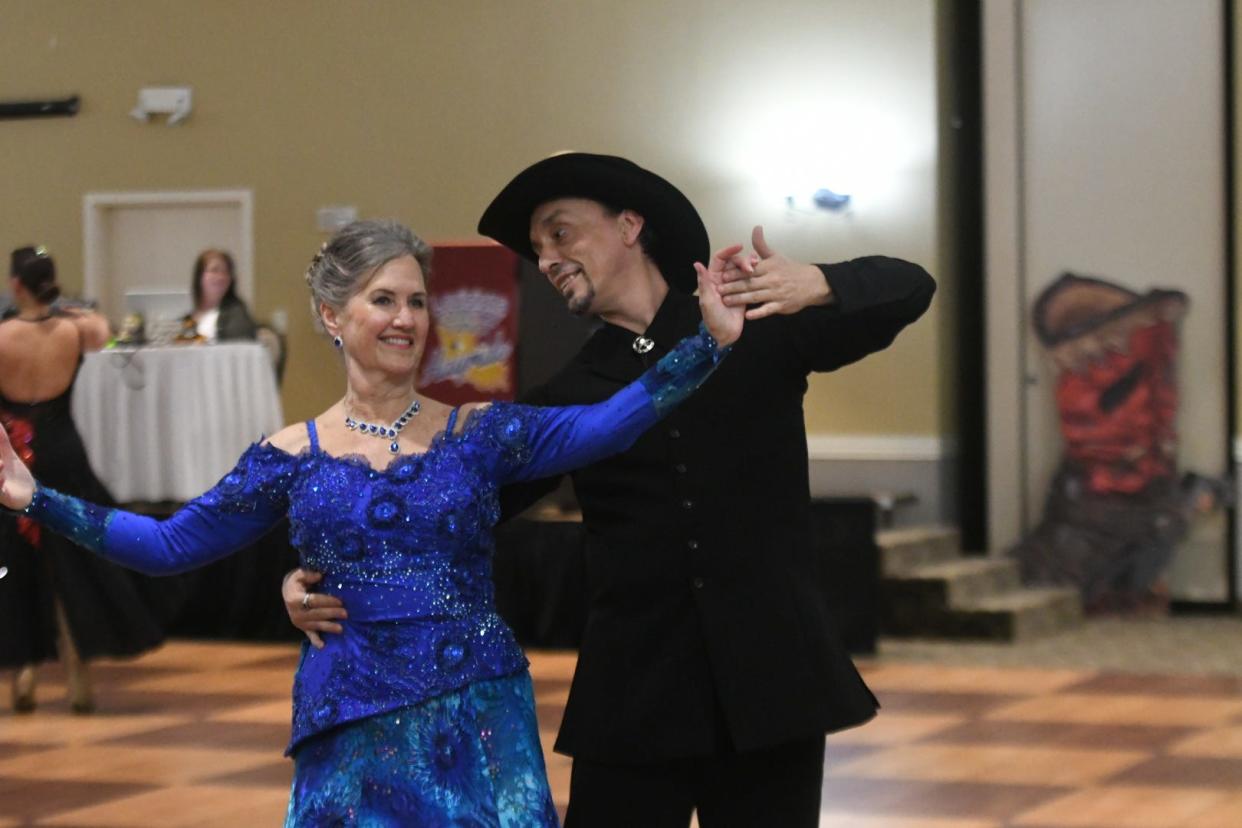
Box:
(344, 398), (421, 455)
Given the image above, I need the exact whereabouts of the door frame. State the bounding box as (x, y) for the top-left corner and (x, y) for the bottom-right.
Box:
(82, 188), (255, 308)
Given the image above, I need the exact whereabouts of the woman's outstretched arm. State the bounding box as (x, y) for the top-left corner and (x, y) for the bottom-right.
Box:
(1, 427), (291, 575)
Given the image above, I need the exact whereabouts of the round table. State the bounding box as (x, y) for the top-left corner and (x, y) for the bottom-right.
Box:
(72, 342), (284, 503)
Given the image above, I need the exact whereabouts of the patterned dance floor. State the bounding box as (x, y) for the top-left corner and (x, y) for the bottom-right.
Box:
(1, 641), (1240, 826)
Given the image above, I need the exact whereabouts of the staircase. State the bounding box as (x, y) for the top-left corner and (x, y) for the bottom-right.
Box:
(877, 526), (1082, 641)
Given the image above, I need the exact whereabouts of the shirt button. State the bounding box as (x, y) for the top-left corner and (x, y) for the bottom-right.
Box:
(687, 539), (699, 551)
(669, 428), (681, 439)
(681, 499), (694, 510)
(674, 463), (687, 474)
(692, 577), (705, 589)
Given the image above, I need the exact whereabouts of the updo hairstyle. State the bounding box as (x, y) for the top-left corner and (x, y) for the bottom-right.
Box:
(10, 246), (60, 304)
(304, 219), (432, 333)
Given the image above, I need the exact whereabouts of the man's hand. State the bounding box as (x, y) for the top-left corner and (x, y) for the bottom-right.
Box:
(718, 226), (833, 320)
(282, 569), (346, 649)
(695, 243), (746, 347)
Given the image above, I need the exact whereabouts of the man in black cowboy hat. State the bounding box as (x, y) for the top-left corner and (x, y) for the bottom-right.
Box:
(287, 152), (934, 825)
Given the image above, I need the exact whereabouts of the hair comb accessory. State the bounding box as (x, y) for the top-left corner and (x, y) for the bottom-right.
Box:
(306, 243), (331, 285)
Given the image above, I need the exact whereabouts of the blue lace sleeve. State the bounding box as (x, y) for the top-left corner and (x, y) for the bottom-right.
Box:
(638, 322), (730, 416)
(20, 442), (295, 576)
(495, 323), (729, 482)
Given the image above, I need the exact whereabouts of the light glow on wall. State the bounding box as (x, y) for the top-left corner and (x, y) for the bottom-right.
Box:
(716, 93), (932, 217)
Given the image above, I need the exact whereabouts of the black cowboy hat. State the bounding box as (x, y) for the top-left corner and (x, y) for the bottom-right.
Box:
(477, 152), (708, 293)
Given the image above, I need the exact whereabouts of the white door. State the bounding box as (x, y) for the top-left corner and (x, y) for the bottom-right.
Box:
(83, 190), (253, 324)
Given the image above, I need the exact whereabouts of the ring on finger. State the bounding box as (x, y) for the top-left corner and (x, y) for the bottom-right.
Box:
(301, 593), (313, 611)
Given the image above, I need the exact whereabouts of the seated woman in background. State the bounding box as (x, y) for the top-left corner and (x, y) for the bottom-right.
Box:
(186, 249), (257, 341)
(0, 246), (165, 714)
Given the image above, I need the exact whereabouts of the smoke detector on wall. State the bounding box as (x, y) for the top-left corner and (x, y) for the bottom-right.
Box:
(130, 86), (192, 125)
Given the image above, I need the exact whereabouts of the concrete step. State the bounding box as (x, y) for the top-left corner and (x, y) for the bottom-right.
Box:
(883, 585), (1082, 642)
(877, 524), (1085, 642)
(883, 556), (1023, 608)
(876, 526), (961, 575)
(955, 587), (1084, 640)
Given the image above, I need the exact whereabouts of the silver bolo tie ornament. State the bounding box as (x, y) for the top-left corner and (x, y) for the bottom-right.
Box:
(632, 336), (655, 355)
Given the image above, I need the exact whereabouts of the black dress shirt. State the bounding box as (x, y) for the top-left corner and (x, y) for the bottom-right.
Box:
(506, 255), (936, 763)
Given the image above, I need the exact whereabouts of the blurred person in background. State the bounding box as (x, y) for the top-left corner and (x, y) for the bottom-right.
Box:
(184, 249), (257, 341)
(0, 245), (164, 714)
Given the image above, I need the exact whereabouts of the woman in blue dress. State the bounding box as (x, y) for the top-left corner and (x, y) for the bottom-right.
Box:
(0, 219), (744, 826)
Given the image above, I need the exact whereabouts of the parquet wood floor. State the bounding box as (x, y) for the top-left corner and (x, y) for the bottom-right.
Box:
(1, 642), (1240, 826)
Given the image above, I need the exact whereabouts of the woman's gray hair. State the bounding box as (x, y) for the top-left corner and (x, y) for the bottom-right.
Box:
(305, 219), (433, 332)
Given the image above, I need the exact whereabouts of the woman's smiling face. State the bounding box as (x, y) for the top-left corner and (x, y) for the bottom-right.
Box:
(329, 254), (430, 378)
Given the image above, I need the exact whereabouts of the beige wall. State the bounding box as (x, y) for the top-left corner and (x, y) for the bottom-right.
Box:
(1, 0), (944, 435)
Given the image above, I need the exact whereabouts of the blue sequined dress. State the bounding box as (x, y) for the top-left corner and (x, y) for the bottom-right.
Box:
(17, 325), (728, 827)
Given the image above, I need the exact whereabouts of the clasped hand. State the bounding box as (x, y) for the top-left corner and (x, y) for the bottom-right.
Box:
(694, 244), (746, 347)
(714, 226), (833, 320)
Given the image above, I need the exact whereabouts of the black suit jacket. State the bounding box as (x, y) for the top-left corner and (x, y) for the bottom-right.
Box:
(507, 256), (935, 763)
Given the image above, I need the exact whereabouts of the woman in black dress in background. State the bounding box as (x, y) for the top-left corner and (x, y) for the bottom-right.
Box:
(0, 246), (164, 713)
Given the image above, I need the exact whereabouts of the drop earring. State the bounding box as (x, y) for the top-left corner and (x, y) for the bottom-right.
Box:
(332, 336), (342, 349)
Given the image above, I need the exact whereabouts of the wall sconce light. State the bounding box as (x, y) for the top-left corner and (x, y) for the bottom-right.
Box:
(130, 86), (192, 125)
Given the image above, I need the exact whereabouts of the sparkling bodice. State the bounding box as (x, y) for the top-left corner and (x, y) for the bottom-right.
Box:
(281, 405), (540, 751)
(289, 406), (530, 623)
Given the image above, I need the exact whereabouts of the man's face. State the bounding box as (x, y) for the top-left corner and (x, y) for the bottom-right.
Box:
(529, 198), (638, 316)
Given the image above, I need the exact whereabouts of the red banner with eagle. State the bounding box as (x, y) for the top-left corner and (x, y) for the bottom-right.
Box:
(417, 242), (521, 406)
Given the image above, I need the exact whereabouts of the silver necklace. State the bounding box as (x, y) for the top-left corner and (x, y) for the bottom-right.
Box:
(345, 398), (421, 453)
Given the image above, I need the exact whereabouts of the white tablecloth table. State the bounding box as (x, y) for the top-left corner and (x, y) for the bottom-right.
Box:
(72, 342), (285, 502)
